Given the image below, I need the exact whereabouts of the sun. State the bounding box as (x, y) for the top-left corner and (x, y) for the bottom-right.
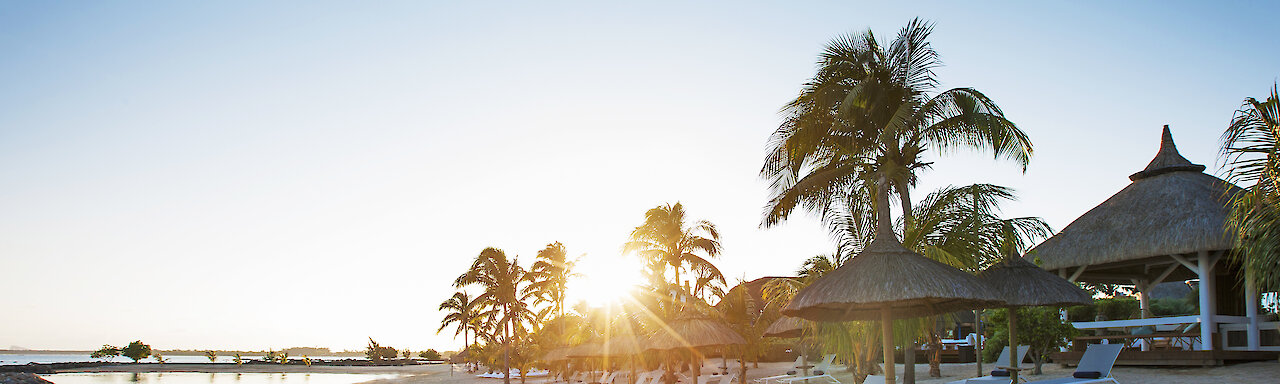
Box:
(567, 253), (645, 307)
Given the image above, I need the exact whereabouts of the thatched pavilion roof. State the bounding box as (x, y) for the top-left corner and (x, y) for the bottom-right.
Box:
(1029, 126), (1243, 272)
(567, 336), (645, 357)
(763, 316), (806, 338)
(977, 256), (1092, 307)
(644, 315), (746, 351)
(782, 235), (1004, 322)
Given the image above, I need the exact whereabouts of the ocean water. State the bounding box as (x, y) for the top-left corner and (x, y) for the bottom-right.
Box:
(40, 372), (401, 384)
(0, 354), (358, 365)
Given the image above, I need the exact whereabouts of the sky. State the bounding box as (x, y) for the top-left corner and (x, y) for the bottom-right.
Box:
(1, 1), (1277, 352)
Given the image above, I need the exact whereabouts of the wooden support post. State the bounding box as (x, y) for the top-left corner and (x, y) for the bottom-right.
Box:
(1135, 279), (1151, 351)
(1197, 251), (1214, 351)
(1007, 307), (1019, 384)
(1246, 270), (1261, 350)
(882, 308), (895, 384)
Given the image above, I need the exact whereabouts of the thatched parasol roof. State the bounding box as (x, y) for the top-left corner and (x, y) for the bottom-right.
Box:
(644, 315), (746, 351)
(542, 346), (572, 361)
(977, 256), (1092, 307)
(782, 235), (1004, 322)
(566, 336), (646, 357)
(566, 342), (603, 358)
(763, 316), (806, 338)
(1029, 126), (1244, 271)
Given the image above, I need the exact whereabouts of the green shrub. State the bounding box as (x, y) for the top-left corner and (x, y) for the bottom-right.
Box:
(1095, 297), (1140, 320)
(1150, 298), (1197, 316)
(121, 341), (152, 363)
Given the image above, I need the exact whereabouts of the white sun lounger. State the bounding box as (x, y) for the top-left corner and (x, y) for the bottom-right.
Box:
(754, 356), (805, 384)
(633, 370), (664, 384)
(944, 345), (1030, 384)
(697, 373), (737, 384)
(592, 371), (623, 384)
(776, 354), (840, 384)
(1021, 344), (1124, 384)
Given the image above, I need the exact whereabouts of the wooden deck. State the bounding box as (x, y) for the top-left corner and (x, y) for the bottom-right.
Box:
(1052, 349), (1279, 367)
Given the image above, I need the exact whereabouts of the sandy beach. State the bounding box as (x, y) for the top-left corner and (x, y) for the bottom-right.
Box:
(47, 358), (1280, 383)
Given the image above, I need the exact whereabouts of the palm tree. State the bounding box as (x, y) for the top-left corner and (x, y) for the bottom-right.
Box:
(1220, 84), (1280, 292)
(439, 291), (477, 368)
(529, 242), (578, 341)
(624, 202), (724, 298)
(761, 18), (1033, 254)
(456, 248), (537, 384)
(897, 184), (1051, 377)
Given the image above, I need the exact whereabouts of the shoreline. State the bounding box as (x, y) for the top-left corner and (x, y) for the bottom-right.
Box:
(20, 359), (1280, 384)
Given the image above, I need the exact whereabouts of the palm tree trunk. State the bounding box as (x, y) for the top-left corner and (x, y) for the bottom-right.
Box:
(896, 184), (914, 223)
(504, 306), (511, 384)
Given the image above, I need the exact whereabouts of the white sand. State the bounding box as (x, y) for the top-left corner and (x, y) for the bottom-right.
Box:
(54, 359), (1280, 384)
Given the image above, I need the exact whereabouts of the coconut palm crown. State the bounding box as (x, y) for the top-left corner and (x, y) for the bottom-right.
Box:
(761, 18), (1033, 253)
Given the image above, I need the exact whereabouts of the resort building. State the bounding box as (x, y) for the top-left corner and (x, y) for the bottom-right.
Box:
(1026, 126), (1278, 365)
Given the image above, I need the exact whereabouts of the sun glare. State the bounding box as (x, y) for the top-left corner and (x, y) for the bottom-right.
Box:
(568, 254), (645, 307)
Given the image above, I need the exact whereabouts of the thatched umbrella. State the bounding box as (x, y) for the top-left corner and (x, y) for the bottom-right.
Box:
(764, 316), (813, 376)
(976, 256), (1092, 382)
(764, 316), (806, 338)
(646, 315), (747, 383)
(543, 346), (572, 362)
(564, 337), (647, 384)
(783, 180), (1004, 384)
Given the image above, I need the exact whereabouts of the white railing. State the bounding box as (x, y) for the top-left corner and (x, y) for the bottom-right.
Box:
(1071, 315), (1198, 329)
(1220, 321), (1280, 351)
(1071, 315), (1252, 330)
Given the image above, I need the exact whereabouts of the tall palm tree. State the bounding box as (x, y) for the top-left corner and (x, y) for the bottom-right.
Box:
(761, 18), (1033, 254)
(1220, 84), (1280, 292)
(456, 248), (536, 384)
(529, 242), (578, 339)
(897, 184), (1051, 377)
(624, 202), (724, 297)
(439, 291), (477, 368)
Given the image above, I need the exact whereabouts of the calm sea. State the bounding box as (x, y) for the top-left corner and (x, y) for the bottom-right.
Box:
(41, 372), (402, 384)
(0, 354), (357, 365)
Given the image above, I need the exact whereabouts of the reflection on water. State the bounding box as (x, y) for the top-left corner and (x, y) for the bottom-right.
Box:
(41, 372), (402, 384)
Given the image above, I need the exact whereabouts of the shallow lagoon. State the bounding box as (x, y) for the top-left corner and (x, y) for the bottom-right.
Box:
(41, 372), (402, 384)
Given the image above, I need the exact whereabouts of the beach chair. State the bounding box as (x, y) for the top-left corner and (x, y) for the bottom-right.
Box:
(593, 371), (623, 384)
(1021, 344), (1123, 384)
(634, 370), (664, 384)
(776, 354), (839, 384)
(697, 373), (737, 384)
(754, 356), (804, 384)
(944, 345), (1030, 384)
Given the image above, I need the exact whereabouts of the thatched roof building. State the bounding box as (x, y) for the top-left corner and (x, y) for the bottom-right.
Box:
(1028, 125), (1243, 283)
(1022, 126), (1273, 354)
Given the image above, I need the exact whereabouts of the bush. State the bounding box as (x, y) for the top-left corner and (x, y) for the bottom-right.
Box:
(121, 341), (152, 363)
(1150, 298), (1197, 316)
(420, 349), (442, 360)
(91, 345), (121, 361)
(983, 307), (1077, 375)
(366, 338), (399, 361)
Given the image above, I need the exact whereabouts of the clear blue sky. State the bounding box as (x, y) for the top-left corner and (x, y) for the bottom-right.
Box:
(1, 1), (1276, 351)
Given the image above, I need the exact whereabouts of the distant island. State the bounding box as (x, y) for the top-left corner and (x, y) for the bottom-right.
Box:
(0, 347), (364, 357)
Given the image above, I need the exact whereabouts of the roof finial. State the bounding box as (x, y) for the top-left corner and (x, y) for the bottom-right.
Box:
(1129, 125), (1205, 181)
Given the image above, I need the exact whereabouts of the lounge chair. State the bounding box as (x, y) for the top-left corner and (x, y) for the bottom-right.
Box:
(776, 354), (840, 384)
(633, 370), (663, 384)
(1021, 344), (1123, 384)
(944, 345), (1030, 384)
(697, 373), (737, 384)
(592, 372), (622, 384)
(754, 356), (805, 384)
